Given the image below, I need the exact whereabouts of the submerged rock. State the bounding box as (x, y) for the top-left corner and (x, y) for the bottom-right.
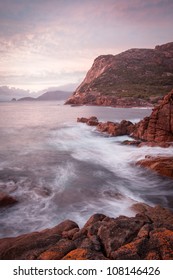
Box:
(0, 192), (18, 207)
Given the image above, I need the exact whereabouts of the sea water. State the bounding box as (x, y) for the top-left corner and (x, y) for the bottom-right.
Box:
(0, 101), (173, 238)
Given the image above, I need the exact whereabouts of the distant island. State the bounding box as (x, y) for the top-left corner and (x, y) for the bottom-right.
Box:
(65, 42), (173, 107)
(17, 90), (71, 102)
(0, 84), (77, 102)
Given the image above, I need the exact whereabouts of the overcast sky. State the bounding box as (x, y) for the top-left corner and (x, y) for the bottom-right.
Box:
(0, 0), (173, 91)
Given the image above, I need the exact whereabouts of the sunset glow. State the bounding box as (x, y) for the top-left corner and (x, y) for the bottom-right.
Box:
(0, 0), (173, 91)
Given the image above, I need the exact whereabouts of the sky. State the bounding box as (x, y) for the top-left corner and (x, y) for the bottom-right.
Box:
(0, 0), (173, 92)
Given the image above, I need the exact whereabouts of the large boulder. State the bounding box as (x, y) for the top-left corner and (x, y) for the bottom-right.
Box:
(136, 156), (173, 178)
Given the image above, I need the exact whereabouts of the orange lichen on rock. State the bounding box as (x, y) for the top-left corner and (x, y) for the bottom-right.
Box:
(62, 249), (89, 260)
(148, 229), (173, 260)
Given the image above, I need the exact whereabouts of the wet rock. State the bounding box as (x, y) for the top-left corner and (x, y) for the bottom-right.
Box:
(97, 120), (134, 136)
(87, 116), (99, 126)
(0, 192), (18, 207)
(77, 117), (88, 123)
(138, 141), (172, 148)
(136, 156), (173, 178)
(77, 116), (99, 126)
(122, 140), (142, 146)
(76, 90), (173, 149)
(78, 117), (135, 137)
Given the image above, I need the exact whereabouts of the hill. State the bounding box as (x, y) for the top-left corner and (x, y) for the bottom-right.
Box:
(65, 42), (173, 107)
(17, 97), (36, 101)
(37, 90), (71, 101)
(17, 90), (71, 101)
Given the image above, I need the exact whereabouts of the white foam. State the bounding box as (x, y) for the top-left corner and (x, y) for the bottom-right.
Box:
(0, 105), (172, 238)
(50, 124), (173, 180)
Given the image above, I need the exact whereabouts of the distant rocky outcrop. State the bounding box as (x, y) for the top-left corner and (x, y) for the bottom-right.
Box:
(65, 42), (173, 107)
(0, 204), (173, 260)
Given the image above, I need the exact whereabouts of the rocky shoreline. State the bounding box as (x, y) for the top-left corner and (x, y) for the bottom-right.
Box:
(77, 89), (173, 178)
(66, 93), (153, 108)
(78, 89), (173, 145)
(0, 90), (173, 260)
(0, 203), (173, 260)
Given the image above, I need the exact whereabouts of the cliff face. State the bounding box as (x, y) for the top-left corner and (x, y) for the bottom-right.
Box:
(132, 89), (173, 142)
(65, 42), (173, 107)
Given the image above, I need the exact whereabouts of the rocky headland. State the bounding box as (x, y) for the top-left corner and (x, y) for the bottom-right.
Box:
(65, 42), (173, 107)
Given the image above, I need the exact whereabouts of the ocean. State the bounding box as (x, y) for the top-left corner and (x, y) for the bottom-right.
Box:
(0, 101), (173, 238)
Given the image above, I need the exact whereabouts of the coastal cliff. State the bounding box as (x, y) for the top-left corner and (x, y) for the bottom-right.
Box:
(65, 42), (173, 107)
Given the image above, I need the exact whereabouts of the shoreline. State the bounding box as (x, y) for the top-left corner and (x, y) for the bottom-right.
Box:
(0, 202), (173, 260)
(0, 89), (173, 260)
